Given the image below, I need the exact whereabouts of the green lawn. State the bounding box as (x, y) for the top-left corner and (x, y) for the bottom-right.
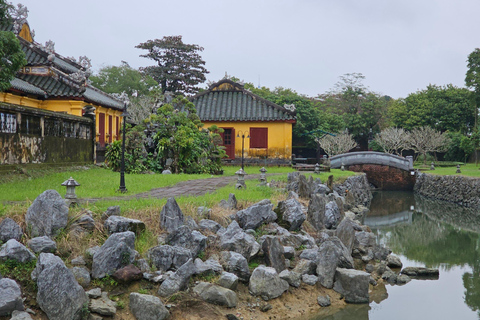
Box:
(416, 163), (480, 177)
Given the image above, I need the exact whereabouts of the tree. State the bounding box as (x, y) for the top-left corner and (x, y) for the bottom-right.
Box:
(136, 36), (208, 95)
(0, 1), (26, 91)
(315, 132), (357, 157)
(375, 127), (409, 155)
(408, 126), (450, 164)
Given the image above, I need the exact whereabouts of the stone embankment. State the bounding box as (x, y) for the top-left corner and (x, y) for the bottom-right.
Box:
(0, 173), (438, 320)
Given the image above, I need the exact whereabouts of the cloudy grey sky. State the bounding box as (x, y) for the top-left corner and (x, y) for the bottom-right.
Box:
(13, 0), (480, 98)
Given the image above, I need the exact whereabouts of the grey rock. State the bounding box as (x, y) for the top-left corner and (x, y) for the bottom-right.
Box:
(71, 256), (86, 266)
(298, 174), (313, 199)
(159, 197), (185, 233)
(249, 265), (289, 301)
(218, 221), (260, 261)
(35, 253), (88, 320)
(185, 216), (198, 230)
(136, 258), (151, 273)
(333, 268), (370, 304)
(369, 276), (377, 286)
(194, 258), (223, 275)
(276, 227), (317, 250)
(129, 292), (169, 320)
(316, 237), (354, 289)
(102, 206), (120, 220)
(88, 314), (103, 320)
(0, 218), (22, 243)
(89, 292), (116, 316)
(86, 246), (100, 258)
(299, 248), (319, 262)
(400, 267), (439, 277)
(71, 267), (91, 288)
(336, 218), (359, 253)
(217, 272), (238, 290)
(0, 278), (24, 316)
(307, 194), (327, 231)
(302, 274), (318, 285)
(86, 288), (102, 299)
(10, 310), (33, 320)
(373, 245), (391, 261)
(354, 231), (376, 251)
(27, 236), (56, 254)
(287, 191), (299, 200)
(396, 274), (411, 284)
(197, 206), (211, 219)
(324, 201), (341, 229)
(91, 231), (136, 278)
(198, 219), (222, 233)
(382, 269), (397, 284)
(166, 225), (206, 258)
(317, 295), (331, 307)
(283, 246), (295, 260)
(220, 251), (251, 282)
(274, 198), (306, 231)
(365, 264), (374, 273)
(315, 184), (330, 196)
(386, 254), (403, 269)
(104, 216), (145, 235)
(0, 239), (36, 263)
(286, 172), (300, 193)
(262, 236), (286, 273)
(25, 190), (69, 237)
(374, 261), (388, 276)
(162, 169), (172, 174)
(193, 282), (238, 308)
(279, 269), (301, 288)
(293, 259), (316, 276)
(219, 193), (237, 210)
(148, 245), (192, 272)
(76, 213), (95, 232)
(234, 199), (277, 230)
(158, 258), (195, 297)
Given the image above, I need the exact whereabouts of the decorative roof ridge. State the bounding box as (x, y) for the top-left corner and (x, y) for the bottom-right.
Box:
(85, 84), (124, 104)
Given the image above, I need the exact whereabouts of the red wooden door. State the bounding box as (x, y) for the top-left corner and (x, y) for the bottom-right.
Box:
(108, 115), (113, 143)
(220, 128), (235, 159)
(98, 113), (105, 147)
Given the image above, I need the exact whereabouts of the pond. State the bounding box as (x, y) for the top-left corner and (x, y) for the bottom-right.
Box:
(311, 191), (480, 320)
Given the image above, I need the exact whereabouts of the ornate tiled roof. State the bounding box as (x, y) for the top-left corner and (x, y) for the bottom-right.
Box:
(189, 79), (296, 122)
(10, 78), (46, 96)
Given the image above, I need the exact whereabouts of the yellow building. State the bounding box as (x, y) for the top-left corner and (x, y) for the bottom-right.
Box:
(1, 14), (124, 154)
(190, 79), (296, 161)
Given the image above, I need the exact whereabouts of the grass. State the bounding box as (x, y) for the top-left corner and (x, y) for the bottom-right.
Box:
(416, 163), (480, 177)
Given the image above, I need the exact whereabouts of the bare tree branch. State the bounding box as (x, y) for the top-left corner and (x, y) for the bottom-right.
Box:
(315, 132), (357, 156)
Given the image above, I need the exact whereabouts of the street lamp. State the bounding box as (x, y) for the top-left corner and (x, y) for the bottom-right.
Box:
(236, 130), (250, 170)
(119, 100), (129, 193)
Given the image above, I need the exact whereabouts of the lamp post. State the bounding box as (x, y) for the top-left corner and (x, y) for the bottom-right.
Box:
(236, 130), (250, 170)
(119, 100), (129, 193)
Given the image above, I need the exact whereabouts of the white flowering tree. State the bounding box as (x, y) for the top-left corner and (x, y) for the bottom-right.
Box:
(315, 132), (357, 156)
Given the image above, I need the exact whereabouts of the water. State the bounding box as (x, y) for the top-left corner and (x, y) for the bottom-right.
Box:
(312, 191), (480, 320)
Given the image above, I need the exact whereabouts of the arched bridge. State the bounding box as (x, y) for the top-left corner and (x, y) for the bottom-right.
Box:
(330, 152), (415, 190)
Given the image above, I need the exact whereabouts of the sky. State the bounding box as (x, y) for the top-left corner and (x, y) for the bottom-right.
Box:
(11, 0), (480, 98)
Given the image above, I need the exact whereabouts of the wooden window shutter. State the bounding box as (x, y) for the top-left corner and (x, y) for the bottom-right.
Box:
(250, 128), (268, 148)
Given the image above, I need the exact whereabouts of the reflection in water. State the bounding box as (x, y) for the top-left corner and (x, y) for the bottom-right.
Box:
(309, 304), (370, 320)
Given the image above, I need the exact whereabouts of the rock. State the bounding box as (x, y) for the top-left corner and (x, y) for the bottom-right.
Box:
(374, 261), (388, 277)
(102, 206), (120, 220)
(283, 246), (295, 260)
(279, 269), (301, 288)
(88, 314), (102, 320)
(10, 310), (33, 320)
(324, 201), (341, 229)
(25, 190), (69, 237)
(298, 174), (313, 199)
(71, 256), (86, 266)
(0, 218), (22, 243)
(89, 292), (116, 316)
(76, 213), (95, 232)
(104, 216), (145, 235)
(381, 269), (397, 284)
(365, 264), (374, 273)
(129, 292), (170, 320)
(219, 193), (237, 210)
(369, 276), (377, 286)
(276, 227), (317, 250)
(218, 221), (260, 261)
(158, 259), (195, 297)
(249, 265), (289, 301)
(233, 199), (277, 230)
(259, 303), (272, 312)
(354, 231), (376, 251)
(287, 191), (299, 200)
(148, 245), (192, 272)
(91, 231), (136, 278)
(197, 206), (211, 219)
(185, 216), (198, 230)
(0, 239), (36, 263)
(373, 245), (391, 261)
(274, 198), (306, 231)
(86, 288), (102, 299)
(336, 218), (359, 253)
(302, 274), (318, 285)
(220, 251), (251, 282)
(193, 282), (238, 307)
(217, 272), (238, 290)
(317, 295), (331, 307)
(261, 236), (286, 273)
(299, 248), (319, 262)
(112, 264), (143, 283)
(27, 236), (56, 254)
(333, 268), (370, 304)
(166, 225), (206, 258)
(386, 254), (403, 269)
(307, 194), (327, 231)
(198, 219), (222, 233)
(400, 267), (439, 278)
(0, 278), (24, 316)
(86, 246), (100, 258)
(71, 267), (91, 288)
(136, 258), (151, 273)
(293, 259), (316, 276)
(226, 314), (240, 320)
(316, 237), (354, 289)
(286, 172), (300, 193)
(396, 274), (411, 284)
(159, 197), (185, 233)
(162, 169), (172, 174)
(194, 258), (223, 275)
(34, 253), (88, 320)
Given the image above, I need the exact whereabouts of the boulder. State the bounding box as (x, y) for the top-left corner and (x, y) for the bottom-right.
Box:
(185, 216), (198, 230)
(262, 236), (286, 273)
(274, 198), (306, 231)
(159, 197), (184, 233)
(75, 212), (95, 232)
(148, 245), (192, 272)
(217, 272), (239, 290)
(91, 231), (136, 278)
(34, 253), (88, 320)
(293, 259), (316, 276)
(298, 174), (313, 199)
(158, 259), (195, 297)
(286, 172), (300, 192)
(220, 251), (251, 282)
(0, 278), (24, 316)
(299, 248), (319, 262)
(396, 274), (411, 284)
(193, 282), (238, 308)
(386, 254), (403, 269)
(89, 292), (116, 316)
(219, 193), (237, 210)
(25, 190), (69, 237)
(233, 199), (277, 230)
(218, 221), (260, 261)
(333, 268), (370, 304)
(198, 219), (222, 233)
(0, 239), (36, 263)
(400, 267), (439, 278)
(129, 293), (170, 320)
(353, 231), (376, 252)
(317, 295), (331, 307)
(302, 274), (318, 285)
(102, 206), (120, 220)
(279, 269), (301, 288)
(382, 269), (397, 284)
(71, 267), (91, 288)
(136, 258), (151, 273)
(249, 265), (289, 301)
(86, 288), (102, 299)
(194, 258), (223, 275)
(283, 246), (295, 260)
(276, 227), (317, 249)
(307, 194), (327, 231)
(316, 237), (354, 289)
(197, 206), (212, 219)
(324, 201), (341, 229)
(0, 218), (22, 243)
(71, 256), (86, 266)
(112, 264), (143, 283)
(336, 218), (360, 253)
(10, 310), (33, 320)
(27, 236), (57, 253)
(104, 216), (145, 234)
(373, 244), (391, 261)
(166, 225), (206, 258)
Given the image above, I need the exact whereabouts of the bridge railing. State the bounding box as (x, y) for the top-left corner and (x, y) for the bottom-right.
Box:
(330, 151), (414, 171)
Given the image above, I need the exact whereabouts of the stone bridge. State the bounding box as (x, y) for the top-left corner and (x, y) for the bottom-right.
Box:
(330, 151), (416, 190)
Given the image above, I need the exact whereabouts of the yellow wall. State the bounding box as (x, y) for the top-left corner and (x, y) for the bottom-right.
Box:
(0, 92), (123, 144)
(204, 121), (293, 159)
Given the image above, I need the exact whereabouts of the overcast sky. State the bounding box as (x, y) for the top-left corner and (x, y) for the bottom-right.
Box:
(12, 0), (480, 98)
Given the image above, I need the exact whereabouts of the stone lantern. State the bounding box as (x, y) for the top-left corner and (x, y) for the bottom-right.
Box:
(61, 177), (80, 206)
(341, 162), (345, 171)
(456, 165), (461, 174)
(259, 167), (267, 186)
(314, 163), (320, 174)
(430, 162), (435, 170)
(235, 169), (247, 189)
